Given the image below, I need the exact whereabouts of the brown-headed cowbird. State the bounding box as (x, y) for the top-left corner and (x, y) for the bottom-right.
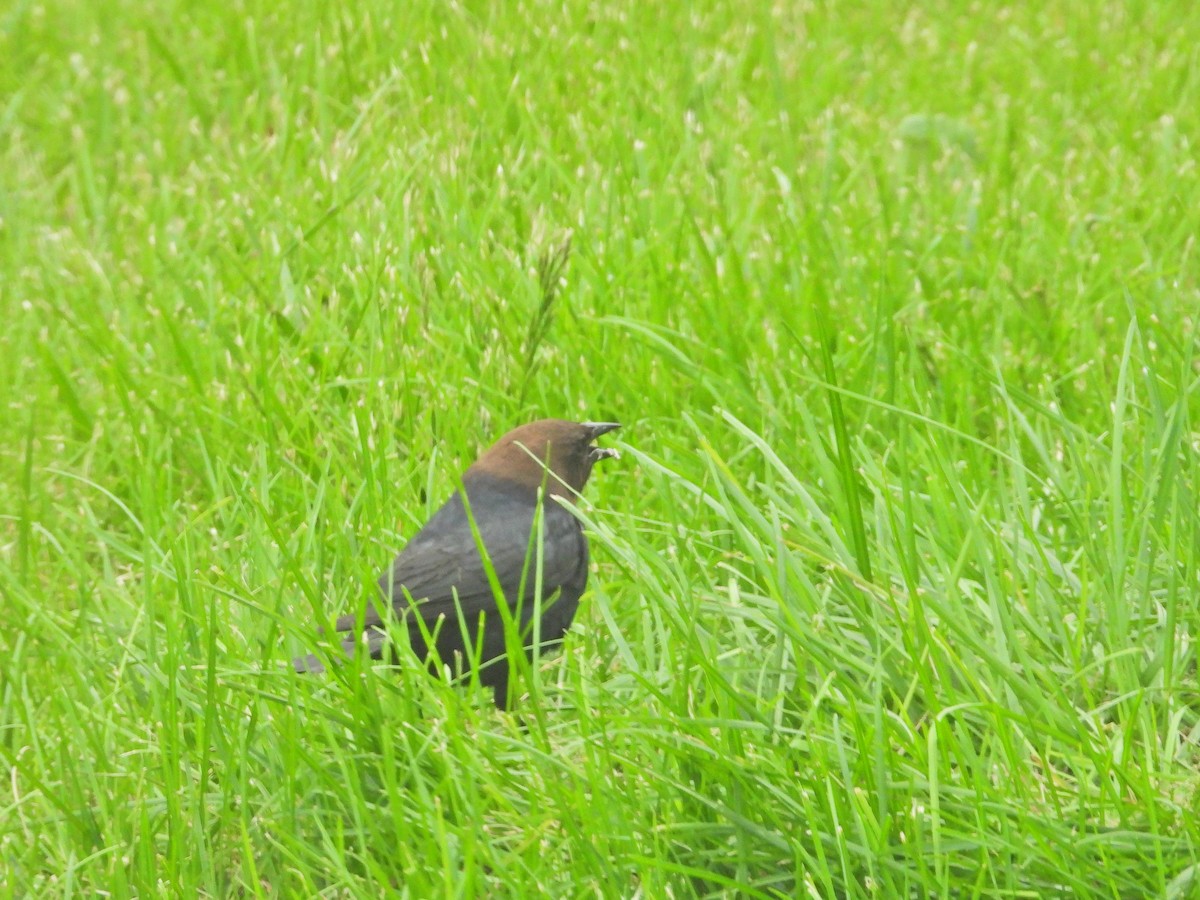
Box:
(293, 419), (620, 709)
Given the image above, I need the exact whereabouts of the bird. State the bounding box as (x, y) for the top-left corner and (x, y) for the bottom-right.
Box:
(293, 419), (620, 709)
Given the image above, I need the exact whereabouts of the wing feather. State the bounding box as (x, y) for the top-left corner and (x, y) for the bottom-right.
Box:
(328, 486), (587, 674)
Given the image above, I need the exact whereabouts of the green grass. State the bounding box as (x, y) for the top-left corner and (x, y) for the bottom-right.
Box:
(2, 0), (1199, 895)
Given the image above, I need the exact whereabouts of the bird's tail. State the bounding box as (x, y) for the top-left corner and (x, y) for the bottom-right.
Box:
(292, 629), (388, 674)
(293, 653), (327, 674)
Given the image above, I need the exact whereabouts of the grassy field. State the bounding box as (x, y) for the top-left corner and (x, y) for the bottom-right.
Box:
(2, 0), (1199, 895)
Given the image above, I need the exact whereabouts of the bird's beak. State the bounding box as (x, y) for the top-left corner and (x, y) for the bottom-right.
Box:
(583, 422), (621, 462)
(584, 422), (621, 439)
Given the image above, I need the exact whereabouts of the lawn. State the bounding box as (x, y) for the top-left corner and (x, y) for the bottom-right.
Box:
(1, 0), (1198, 896)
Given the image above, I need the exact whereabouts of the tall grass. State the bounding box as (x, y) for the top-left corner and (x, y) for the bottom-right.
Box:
(1, 0), (1198, 895)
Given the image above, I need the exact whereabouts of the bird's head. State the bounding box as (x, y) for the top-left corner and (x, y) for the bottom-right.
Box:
(468, 419), (621, 497)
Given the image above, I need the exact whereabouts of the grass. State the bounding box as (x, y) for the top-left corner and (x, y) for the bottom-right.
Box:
(1, 0), (1198, 895)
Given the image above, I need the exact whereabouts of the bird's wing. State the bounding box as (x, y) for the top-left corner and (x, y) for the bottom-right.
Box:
(334, 488), (586, 635)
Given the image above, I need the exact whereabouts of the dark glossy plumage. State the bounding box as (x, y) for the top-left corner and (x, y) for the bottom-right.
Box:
(293, 419), (620, 709)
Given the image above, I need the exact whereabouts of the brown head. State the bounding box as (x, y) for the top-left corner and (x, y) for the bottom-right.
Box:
(465, 419), (621, 498)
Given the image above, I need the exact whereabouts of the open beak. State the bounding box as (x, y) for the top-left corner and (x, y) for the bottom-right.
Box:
(583, 421), (621, 462)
